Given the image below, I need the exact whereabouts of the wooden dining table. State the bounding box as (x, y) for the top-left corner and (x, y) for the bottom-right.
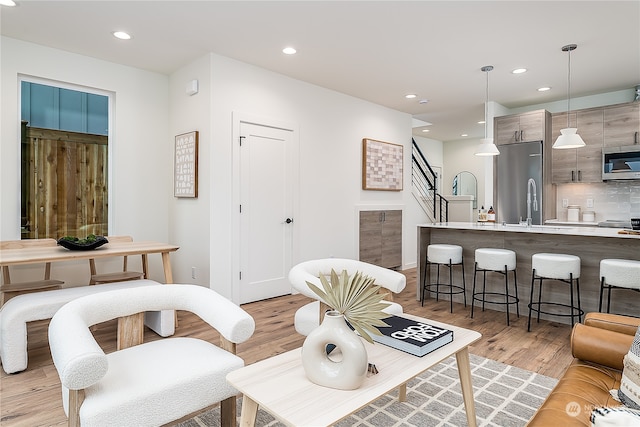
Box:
(0, 240), (180, 283)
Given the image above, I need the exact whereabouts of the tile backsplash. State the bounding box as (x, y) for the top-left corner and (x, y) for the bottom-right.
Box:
(556, 181), (640, 222)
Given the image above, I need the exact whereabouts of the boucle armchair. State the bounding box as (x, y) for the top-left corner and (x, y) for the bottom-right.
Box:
(48, 284), (255, 427)
(289, 258), (406, 336)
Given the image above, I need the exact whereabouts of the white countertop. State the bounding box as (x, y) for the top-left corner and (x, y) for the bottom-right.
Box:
(418, 222), (640, 239)
(545, 219), (599, 227)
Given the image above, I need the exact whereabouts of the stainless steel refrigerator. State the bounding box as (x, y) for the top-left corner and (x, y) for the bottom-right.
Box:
(495, 141), (543, 225)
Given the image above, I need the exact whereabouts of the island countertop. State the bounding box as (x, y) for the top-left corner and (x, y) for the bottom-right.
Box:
(417, 222), (639, 322)
(418, 222), (640, 240)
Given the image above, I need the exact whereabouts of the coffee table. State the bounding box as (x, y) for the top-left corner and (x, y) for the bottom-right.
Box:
(226, 314), (482, 426)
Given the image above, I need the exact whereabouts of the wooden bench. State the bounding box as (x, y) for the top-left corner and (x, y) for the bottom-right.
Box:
(0, 280), (174, 374)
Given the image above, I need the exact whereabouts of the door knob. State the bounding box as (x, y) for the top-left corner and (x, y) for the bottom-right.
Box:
(284, 218), (293, 224)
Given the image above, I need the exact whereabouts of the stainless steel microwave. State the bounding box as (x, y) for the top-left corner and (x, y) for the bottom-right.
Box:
(602, 145), (640, 180)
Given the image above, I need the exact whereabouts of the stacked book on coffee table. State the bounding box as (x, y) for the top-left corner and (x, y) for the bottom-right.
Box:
(372, 315), (453, 357)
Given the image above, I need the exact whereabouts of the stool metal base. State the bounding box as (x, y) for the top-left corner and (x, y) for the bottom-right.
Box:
(599, 280), (640, 314)
(421, 259), (466, 313)
(527, 271), (583, 332)
(471, 265), (519, 326)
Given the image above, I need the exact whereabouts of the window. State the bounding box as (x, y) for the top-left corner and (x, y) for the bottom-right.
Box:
(20, 79), (110, 239)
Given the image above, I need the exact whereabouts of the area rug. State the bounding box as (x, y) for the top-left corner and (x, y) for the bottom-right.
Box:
(176, 353), (558, 427)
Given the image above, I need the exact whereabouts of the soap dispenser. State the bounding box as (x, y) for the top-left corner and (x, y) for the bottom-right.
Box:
(487, 206), (496, 223)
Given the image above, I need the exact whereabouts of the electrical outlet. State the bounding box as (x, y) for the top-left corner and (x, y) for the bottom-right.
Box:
(191, 267), (197, 279)
(562, 199), (569, 208)
(586, 198), (594, 208)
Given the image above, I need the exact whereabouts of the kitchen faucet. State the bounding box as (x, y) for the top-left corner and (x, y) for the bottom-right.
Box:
(526, 178), (538, 226)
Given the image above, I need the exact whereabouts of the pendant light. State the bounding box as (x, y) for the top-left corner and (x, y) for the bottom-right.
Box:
(475, 65), (500, 156)
(553, 44), (586, 149)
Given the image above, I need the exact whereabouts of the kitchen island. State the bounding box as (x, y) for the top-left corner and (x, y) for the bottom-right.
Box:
(417, 222), (640, 323)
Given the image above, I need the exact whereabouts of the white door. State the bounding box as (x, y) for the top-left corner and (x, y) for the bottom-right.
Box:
(239, 122), (294, 303)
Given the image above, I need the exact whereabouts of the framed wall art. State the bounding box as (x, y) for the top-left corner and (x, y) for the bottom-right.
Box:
(174, 131), (199, 198)
(362, 138), (403, 191)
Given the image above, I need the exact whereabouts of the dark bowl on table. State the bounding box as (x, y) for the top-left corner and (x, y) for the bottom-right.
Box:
(57, 236), (109, 251)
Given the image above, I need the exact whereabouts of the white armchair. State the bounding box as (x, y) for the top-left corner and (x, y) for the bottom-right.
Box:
(289, 258), (406, 336)
(48, 284), (255, 427)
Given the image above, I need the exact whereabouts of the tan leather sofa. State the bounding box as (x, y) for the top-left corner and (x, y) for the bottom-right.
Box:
(527, 312), (640, 426)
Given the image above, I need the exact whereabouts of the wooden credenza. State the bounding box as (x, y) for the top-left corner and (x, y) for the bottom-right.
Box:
(359, 210), (402, 269)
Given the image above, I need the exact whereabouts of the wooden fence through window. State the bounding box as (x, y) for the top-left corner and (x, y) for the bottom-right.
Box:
(21, 123), (108, 239)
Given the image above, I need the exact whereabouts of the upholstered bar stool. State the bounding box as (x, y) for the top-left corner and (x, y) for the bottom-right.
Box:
(599, 259), (640, 314)
(528, 253), (583, 332)
(471, 248), (519, 325)
(421, 244), (466, 313)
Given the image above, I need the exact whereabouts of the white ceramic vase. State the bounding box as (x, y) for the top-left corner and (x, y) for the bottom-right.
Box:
(301, 310), (368, 390)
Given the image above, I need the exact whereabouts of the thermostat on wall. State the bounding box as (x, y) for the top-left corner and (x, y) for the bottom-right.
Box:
(186, 79), (199, 96)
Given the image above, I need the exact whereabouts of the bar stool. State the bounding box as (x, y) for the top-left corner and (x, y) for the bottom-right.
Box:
(421, 244), (466, 313)
(471, 248), (519, 325)
(599, 259), (640, 313)
(528, 253), (583, 332)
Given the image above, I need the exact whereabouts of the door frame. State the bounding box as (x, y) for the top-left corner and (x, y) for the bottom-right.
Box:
(231, 112), (300, 304)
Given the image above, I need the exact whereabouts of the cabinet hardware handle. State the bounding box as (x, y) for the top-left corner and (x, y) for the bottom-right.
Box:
(520, 130), (524, 141)
(635, 131), (638, 145)
(514, 131), (519, 142)
(571, 170), (575, 182)
(578, 170), (582, 181)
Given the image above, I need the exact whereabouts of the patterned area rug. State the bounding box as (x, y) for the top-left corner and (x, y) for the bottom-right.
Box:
(176, 354), (558, 427)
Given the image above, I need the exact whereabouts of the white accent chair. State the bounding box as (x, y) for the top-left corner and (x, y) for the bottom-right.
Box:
(48, 284), (255, 427)
(289, 258), (406, 336)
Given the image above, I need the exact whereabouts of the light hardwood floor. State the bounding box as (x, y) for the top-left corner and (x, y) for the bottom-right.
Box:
(0, 268), (573, 426)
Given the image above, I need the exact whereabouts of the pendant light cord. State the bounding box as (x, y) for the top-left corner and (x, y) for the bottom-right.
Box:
(567, 47), (571, 128)
(481, 65), (493, 140)
(485, 69), (489, 139)
(562, 44), (577, 129)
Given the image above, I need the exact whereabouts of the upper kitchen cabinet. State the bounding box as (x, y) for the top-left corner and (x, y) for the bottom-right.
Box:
(495, 110), (547, 145)
(604, 102), (640, 147)
(551, 109), (604, 183)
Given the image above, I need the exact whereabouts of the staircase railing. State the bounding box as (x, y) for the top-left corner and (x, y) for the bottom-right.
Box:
(412, 139), (448, 223)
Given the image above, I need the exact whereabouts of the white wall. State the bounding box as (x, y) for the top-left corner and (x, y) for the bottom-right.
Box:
(1, 37), (170, 284)
(508, 89), (635, 116)
(198, 54), (422, 299)
(168, 55), (213, 289)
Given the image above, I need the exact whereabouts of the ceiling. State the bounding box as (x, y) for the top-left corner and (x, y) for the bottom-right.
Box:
(2, 1), (639, 142)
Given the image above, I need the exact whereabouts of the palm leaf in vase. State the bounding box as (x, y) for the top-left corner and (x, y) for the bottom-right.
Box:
(306, 269), (392, 344)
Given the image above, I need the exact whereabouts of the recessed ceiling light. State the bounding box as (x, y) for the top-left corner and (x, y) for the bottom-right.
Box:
(282, 47), (297, 55)
(461, 134), (468, 137)
(422, 129), (430, 133)
(538, 86), (551, 92)
(512, 68), (527, 74)
(113, 31), (132, 40)
(0, 0), (16, 6)
(405, 94), (417, 99)
(419, 99), (429, 104)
